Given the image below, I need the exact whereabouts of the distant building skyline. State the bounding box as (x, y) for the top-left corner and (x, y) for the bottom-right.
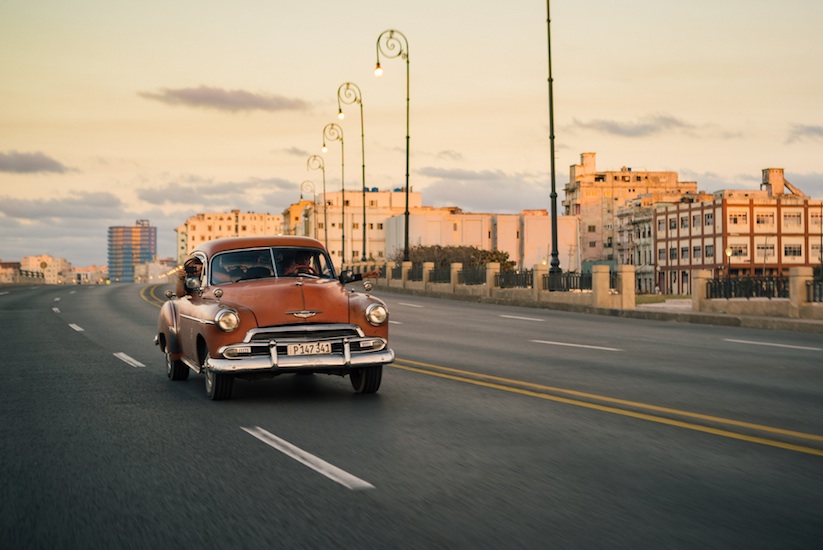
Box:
(107, 220), (157, 283)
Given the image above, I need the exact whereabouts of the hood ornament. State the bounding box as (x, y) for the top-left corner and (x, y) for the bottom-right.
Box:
(287, 310), (320, 319)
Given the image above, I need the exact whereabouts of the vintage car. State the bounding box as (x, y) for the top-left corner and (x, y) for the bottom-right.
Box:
(154, 236), (394, 400)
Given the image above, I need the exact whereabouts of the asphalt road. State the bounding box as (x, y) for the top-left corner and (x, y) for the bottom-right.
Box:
(2, 284), (822, 549)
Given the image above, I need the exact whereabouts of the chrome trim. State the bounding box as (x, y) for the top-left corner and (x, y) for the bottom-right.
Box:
(180, 313), (215, 326)
(287, 310), (320, 319)
(243, 323), (365, 342)
(208, 348), (395, 373)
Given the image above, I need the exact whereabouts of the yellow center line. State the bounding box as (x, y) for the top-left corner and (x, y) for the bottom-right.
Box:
(391, 359), (823, 458)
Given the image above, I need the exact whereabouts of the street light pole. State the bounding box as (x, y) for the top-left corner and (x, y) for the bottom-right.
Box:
(307, 155), (328, 250)
(725, 246), (733, 298)
(300, 180), (316, 239)
(322, 123), (345, 266)
(375, 29), (410, 262)
(338, 82), (368, 262)
(546, 1), (561, 277)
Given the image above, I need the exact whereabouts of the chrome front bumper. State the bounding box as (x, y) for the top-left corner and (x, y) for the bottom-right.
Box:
(207, 341), (395, 373)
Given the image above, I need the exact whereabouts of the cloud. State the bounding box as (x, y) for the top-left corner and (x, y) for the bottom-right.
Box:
(786, 124), (823, 144)
(417, 166), (549, 213)
(572, 114), (695, 137)
(138, 85), (311, 113)
(0, 191), (122, 220)
(0, 151), (70, 173)
(283, 146), (311, 157)
(436, 150), (464, 161)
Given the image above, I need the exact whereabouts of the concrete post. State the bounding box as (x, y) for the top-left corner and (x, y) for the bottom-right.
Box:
(789, 266), (813, 318)
(592, 265), (610, 308)
(485, 262), (500, 298)
(692, 269), (711, 312)
(401, 261), (412, 286)
(385, 261), (396, 284)
(534, 264), (549, 301)
(616, 265), (635, 310)
(450, 262), (463, 290)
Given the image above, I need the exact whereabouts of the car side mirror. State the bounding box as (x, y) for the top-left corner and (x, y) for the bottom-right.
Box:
(339, 270), (355, 284)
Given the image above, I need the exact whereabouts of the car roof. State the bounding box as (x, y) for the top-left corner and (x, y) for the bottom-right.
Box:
(193, 236), (326, 257)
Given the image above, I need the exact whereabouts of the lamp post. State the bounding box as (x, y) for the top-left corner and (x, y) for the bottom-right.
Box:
(322, 123), (345, 266)
(725, 246), (733, 298)
(546, 1), (561, 277)
(307, 155), (328, 250)
(375, 29), (410, 262)
(338, 82), (368, 262)
(300, 180), (316, 239)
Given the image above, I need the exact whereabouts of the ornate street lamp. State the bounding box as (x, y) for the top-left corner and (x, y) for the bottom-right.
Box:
(546, 1), (561, 277)
(338, 82), (368, 261)
(300, 180), (317, 239)
(307, 155), (328, 250)
(375, 29), (410, 262)
(322, 122), (345, 265)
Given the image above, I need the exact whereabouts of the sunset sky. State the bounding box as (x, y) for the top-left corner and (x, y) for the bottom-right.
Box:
(2, 0), (822, 266)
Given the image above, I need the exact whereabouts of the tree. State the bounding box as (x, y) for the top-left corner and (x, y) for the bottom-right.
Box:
(389, 245), (515, 270)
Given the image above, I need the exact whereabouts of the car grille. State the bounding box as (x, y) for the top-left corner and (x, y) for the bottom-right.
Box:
(246, 324), (363, 343)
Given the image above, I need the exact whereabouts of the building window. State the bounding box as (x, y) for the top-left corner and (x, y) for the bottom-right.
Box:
(589, 241), (597, 248)
(705, 213), (714, 226)
(658, 249), (666, 261)
(669, 248), (677, 260)
(756, 244), (775, 258)
(318, 223), (324, 229)
(693, 246), (702, 259)
(377, 223), (384, 230)
(729, 212), (748, 225)
(811, 212), (823, 226)
(657, 220), (665, 231)
(588, 225), (596, 232)
(784, 244), (802, 257)
(680, 217), (689, 229)
(705, 245), (714, 258)
(353, 223), (360, 229)
(692, 215), (701, 228)
(731, 245), (748, 257)
(681, 247), (689, 259)
(669, 219), (677, 230)
(784, 212), (802, 226)
(756, 213), (775, 225)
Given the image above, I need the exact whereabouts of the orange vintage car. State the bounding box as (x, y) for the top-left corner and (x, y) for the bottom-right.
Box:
(154, 236), (393, 400)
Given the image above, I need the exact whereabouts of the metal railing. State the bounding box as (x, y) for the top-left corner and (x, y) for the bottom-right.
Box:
(457, 267), (486, 286)
(542, 272), (617, 291)
(706, 276), (789, 299)
(391, 265), (403, 280)
(429, 267), (451, 284)
(407, 264), (424, 282)
(495, 269), (534, 289)
(807, 279), (823, 303)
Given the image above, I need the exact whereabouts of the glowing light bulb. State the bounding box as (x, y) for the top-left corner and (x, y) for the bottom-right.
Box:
(337, 110), (345, 120)
(321, 146), (328, 153)
(374, 63), (383, 77)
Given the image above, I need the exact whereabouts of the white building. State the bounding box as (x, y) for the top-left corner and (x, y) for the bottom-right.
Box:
(175, 210), (283, 263)
(20, 255), (72, 285)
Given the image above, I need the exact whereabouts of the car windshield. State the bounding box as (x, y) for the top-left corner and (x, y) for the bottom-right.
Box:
(209, 247), (335, 284)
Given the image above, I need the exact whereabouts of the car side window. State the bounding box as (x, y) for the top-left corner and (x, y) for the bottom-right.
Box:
(275, 248), (335, 279)
(211, 249), (276, 284)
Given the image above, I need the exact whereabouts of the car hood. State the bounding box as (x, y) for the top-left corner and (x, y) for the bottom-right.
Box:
(213, 278), (349, 326)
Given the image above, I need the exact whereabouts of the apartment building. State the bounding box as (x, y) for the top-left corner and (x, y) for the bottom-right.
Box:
(655, 169), (823, 294)
(563, 152), (697, 266)
(108, 220), (156, 283)
(175, 210), (283, 263)
(19, 255), (73, 284)
(294, 188), (423, 267)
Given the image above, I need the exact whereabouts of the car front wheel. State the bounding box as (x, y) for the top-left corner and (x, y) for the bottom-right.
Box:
(205, 366), (234, 400)
(166, 351), (189, 380)
(350, 365), (382, 394)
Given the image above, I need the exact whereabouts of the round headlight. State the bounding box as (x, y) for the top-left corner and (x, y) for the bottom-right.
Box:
(215, 310), (240, 332)
(366, 303), (388, 326)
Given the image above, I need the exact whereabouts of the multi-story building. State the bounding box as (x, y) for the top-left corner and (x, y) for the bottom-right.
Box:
(295, 188), (423, 267)
(617, 191), (713, 293)
(563, 152), (697, 266)
(20, 254), (73, 284)
(655, 168), (823, 294)
(175, 210), (283, 263)
(385, 208), (580, 271)
(108, 220), (157, 283)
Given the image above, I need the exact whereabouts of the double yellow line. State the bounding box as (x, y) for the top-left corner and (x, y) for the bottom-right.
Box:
(392, 359), (823, 458)
(140, 284), (168, 309)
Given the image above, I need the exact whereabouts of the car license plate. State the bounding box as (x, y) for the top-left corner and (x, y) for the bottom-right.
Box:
(287, 342), (332, 356)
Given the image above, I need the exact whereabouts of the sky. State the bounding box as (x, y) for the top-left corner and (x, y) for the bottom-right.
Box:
(1, 0), (822, 267)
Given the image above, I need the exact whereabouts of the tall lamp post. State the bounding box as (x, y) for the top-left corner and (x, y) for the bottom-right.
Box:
(307, 155), (328, 250)
(546, 1), (561, 278)
(375, 29), (410, 262)
(300, 180), (317, 239)
(338, 82), (368, 262)
(322, 123), (345, 266)
(725, 246), (733, 298)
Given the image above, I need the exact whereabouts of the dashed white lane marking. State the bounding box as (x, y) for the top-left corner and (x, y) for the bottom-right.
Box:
(68, 323), (84, 332)
(501, 314), (544, 322)
(54, 297), (61, 302)
(242, 426), (375, 491)
(398, 302), (423, 308)
(52, 307), (61, 314)
(389, 320), (402, 325)
(531, 339), (623, 352)
(0, 291), (9, 296)
(114, 352), (146, 368)
(724, 338), (822, 352)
